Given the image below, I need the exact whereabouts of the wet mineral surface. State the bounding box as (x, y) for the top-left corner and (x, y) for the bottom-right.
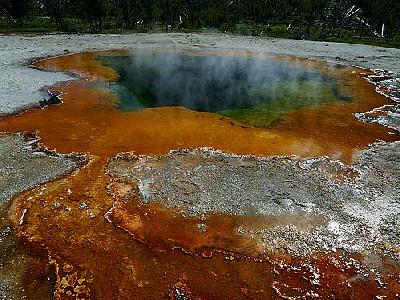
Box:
(0, 133), (86, 205)
(0, 133), (86, 299)
(107, 143), (400, 259)
(0, 47), (399, 299)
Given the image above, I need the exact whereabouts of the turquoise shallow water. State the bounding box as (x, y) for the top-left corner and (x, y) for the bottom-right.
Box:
(99, 50), (352, 127)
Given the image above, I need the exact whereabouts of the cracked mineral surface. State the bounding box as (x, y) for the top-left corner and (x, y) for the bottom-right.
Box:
(107, 142), (400, 260)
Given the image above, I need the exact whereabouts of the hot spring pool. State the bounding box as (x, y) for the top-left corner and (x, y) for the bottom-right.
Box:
(99, 50), (351, 127)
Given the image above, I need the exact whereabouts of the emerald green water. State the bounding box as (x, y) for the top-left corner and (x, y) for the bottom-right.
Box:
(99, 50), (351, 128)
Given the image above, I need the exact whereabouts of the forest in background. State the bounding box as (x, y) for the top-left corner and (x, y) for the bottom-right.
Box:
(0, 0), (399, 47)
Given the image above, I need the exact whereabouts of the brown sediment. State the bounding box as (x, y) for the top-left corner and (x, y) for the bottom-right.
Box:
(7, 157), (400, 299)
(105, 178), (265, 256)
(1, 50), (399, 298)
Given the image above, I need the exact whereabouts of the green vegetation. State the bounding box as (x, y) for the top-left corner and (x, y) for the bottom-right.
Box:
(0, 1), (399, 48)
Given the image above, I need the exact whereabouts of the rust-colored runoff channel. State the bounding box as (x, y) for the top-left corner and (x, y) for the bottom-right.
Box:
(1, 50), (399, 299)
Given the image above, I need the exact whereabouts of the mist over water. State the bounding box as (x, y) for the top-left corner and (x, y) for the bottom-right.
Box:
(99, 50), (351, 127)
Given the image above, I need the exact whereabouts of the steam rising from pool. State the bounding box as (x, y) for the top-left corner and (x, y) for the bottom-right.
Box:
(99, 50), (351, 127)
